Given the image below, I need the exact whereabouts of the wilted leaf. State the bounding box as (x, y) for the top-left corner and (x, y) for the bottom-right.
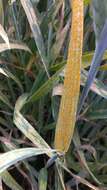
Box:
(60, 162), (100, 190)
(1, 171), (23, 190)
(0, 43), (31, 53)
(0, 148), (55, 174)
(73, 129), (101, 184)
(77, 144), (97, 160)
(13, 94), (54, 158)
(52, 84), (63, 96)
(51, 21), (70, 62)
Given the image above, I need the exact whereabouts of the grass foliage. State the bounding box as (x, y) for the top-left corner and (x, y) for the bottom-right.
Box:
(0, 0), (107, 189)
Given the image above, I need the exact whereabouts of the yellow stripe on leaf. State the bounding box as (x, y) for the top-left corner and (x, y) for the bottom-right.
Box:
(54, 0), (84, 152)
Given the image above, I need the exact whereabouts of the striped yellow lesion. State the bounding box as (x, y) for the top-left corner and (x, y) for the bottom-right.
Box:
(54, 0), (84, 152)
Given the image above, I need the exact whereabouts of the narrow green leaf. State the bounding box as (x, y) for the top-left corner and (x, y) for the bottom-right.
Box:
(0, 117), (8, 127)
(84, 0), (90, 6)
(20, 0), (49, 77)
(38, 168), (48, 190)
(82, 50), (107, 69)
(86, 109), (107, 120)
(0, 91), (13, 110)
(3, 68), (23, 92)
(27, 68), (62, 103)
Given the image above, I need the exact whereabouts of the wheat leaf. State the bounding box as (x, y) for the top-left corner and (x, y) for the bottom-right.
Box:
(54, 0), (84, 152)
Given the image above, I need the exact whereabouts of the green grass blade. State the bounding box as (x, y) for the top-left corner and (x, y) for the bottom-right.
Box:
(20, 0), (49, 77)
(3, 68), (23, 92)
(27, 68), (62, 103)
(0, 91), (13, 110)
(86, 109), (107, 120)
(38, 168), (48, 190)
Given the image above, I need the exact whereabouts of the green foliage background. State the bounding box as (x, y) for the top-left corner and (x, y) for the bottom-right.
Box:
(0, 0), (107, 189)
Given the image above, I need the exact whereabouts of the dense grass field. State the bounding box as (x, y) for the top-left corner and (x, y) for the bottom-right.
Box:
(0, 0), (107, 189)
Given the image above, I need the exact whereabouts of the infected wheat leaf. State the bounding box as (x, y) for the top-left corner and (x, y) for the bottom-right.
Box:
(54, 0), (84, 152)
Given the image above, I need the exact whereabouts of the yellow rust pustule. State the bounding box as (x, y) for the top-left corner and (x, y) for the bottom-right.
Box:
(54, 0), (84, 152)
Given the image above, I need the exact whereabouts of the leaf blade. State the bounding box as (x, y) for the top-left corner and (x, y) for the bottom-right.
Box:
(0, 148), (54, 174)
(54, 0), (84, 152)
